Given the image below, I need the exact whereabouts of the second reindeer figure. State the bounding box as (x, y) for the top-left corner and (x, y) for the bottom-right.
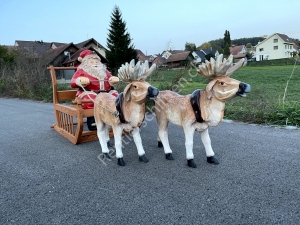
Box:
(154, 54), (251, 168)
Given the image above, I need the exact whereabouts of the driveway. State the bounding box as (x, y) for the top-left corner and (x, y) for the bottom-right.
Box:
(0, 98), (299, 225)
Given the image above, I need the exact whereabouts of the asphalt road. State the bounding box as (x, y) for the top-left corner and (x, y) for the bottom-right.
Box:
(1, 98), (299, 225)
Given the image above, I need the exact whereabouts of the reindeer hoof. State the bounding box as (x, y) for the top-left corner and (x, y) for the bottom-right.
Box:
(139, 154), (149, 163)
(187, 159), (197, 168)
(158, 141), (163, 148)
(103, 153), (111, 160)
(165, 153), (174, 160)
(117, 158), (126, 166)
(207, 156), (219, 165)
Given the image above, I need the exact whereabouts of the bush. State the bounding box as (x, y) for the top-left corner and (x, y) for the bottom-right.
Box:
(265, 101), (300, 127)
(247, 58), (296, 66)
(0, 49), (51, 101)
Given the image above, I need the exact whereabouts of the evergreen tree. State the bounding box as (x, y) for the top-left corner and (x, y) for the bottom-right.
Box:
(106, 6), (138, 75)
(223, 30), (231, 57)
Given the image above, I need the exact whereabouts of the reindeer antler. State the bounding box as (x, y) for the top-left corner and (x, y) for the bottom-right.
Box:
(118, 59), (156, 82)
(197, 54), (244, 79)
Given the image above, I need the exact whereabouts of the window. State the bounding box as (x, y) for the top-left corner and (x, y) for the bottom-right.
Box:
(274, 39), (278, 43)
(274, 46), (278, 50)
(259, 48), (264, 51)
(290, 45), (292, 49)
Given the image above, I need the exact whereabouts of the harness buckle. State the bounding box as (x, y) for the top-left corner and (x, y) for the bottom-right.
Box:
(112, 111), (119, 118)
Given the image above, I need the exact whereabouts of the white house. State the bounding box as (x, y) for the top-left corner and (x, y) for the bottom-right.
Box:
(229, 45), (248, 61)
(254, 33), (298, 61)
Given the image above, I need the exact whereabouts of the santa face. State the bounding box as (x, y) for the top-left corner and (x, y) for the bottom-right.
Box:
(80, 55), (106, 79)
(87, 56), (101, 67)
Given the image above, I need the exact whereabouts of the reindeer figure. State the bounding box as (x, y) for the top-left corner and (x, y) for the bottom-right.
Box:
(154, 54), (251, 168)
(94, 59), (158, 166)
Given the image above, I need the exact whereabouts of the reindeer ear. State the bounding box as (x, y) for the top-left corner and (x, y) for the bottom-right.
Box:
(206, 79), (217, 99)
(123, 83), (132, 101)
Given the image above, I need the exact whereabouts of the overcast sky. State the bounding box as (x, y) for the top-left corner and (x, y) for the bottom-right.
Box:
(1, 0), (299, 55)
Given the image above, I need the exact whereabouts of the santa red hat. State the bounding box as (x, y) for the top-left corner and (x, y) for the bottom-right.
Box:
(78, 50), (99, 62)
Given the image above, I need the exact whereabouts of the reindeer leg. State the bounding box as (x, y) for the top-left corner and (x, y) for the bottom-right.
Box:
(200, 129), (219, 165)
(183, 127), (197, 168)
(131, 127), (148, 163)
(96, 122), (111, 161)
(105, 125), (113, 148)
(157, 121), (174, 160)
(113, 126), (125, 166)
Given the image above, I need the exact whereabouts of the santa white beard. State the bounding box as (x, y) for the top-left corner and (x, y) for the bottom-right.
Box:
(79, 62), (106, 80)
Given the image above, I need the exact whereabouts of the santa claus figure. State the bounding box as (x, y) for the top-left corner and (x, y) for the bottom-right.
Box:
(70, 49), (119, 130)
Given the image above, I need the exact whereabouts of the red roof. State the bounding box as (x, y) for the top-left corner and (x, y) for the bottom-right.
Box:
(166, 51), (191, 62)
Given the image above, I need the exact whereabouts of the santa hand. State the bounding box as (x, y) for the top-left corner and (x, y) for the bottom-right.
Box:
(75, 77), (90, 86)
(108, 76), (119, 86)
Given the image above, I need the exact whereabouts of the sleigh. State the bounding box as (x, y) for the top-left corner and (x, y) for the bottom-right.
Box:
(47, 65), (114, 144)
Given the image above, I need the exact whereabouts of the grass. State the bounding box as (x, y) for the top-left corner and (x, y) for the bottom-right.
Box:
(146, 64), (300, 127)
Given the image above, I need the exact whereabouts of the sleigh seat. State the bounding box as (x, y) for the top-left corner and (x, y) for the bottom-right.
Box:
(47, 65), (114, 144)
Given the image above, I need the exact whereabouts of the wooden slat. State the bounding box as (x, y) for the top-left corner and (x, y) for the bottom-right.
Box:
(54, 104), (77, 116)
(57, 90), (77, 101)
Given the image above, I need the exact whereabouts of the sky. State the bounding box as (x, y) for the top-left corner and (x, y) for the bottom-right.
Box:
(0, 0), (299, 55)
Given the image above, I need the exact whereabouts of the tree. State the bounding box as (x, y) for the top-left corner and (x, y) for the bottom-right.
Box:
(0, 45), (17, 63)
(106, 6), (138, 75)
(196, 42), (211, 50)
(294, 38), (300, 46)
(209, 43), (223, 54)
(223, 30), (231, 57)
(185, 42), (196, 51)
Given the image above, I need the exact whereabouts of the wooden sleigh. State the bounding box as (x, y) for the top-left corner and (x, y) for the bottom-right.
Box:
(47, 65), (114, 144)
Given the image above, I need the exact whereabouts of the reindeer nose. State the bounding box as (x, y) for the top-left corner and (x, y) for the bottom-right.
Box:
(240, 82), (251, 93)
(148, 86), (159, 98)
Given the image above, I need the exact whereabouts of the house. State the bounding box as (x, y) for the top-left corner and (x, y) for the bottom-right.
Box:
(63, 46), (108, 67)
(152, 54), (166, 67)
(136, 49), (149, 62)
(229, 45), (248, 61)
(14, 40), (66, 56)
(155, 50), (193, 68)
(192, 48), (219, 65)
(42, 43), (79, 67)
(254, 33), (299, 61)
(13, 38), (108, 67)
(165, 51), (193, 68)
(136, 49), (193, 68)
(76, 38), (107, 58)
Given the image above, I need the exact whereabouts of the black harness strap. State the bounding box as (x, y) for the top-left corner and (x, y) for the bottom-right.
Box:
(115, 92), (127, 123)
(190, 89), (204, 123)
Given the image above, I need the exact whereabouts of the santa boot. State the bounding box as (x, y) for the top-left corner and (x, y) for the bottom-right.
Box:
(87, 116), (97, 130)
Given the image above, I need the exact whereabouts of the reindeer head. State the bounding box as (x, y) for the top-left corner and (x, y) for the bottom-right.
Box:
(197, 54), (251, 101)
(118, 59), (159, 104)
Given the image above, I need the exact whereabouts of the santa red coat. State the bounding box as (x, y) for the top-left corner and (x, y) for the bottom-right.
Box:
(70, 68), (118, 109)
